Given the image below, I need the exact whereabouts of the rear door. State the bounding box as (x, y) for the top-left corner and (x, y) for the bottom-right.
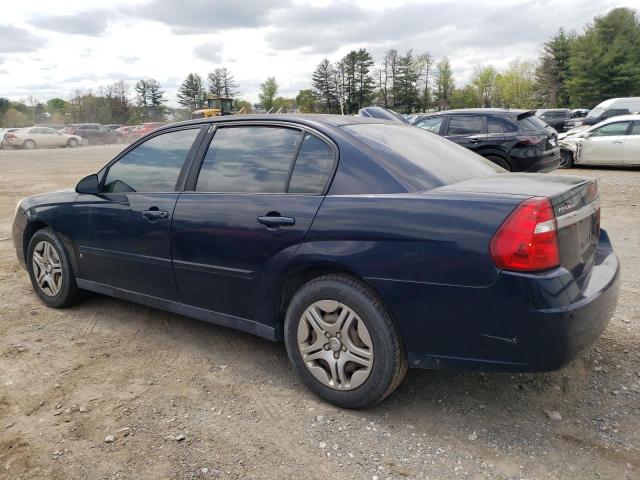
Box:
(75, 126), (204, 299)
(625, 121), (640, 165)
(172, 124), (336, 322)
(580, 121), (630, 165)
(443, 115), (486, 152)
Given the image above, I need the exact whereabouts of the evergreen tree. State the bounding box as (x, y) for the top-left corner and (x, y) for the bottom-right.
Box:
(312, 59), (338, 113)
(536, 28), (573, 107)
(177, 73), (205, 110)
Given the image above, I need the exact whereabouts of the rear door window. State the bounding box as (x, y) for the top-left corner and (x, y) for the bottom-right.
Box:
(196, 126), (302, 193)
(518, 115), (549, 131)
(486, 117), (518, 133)
(590, 121), (630, 137)
(630, 122), (640, 135)
(103, 128), (200, 193)
(445, 116), (484, 136)
(288, 133), (335, 194)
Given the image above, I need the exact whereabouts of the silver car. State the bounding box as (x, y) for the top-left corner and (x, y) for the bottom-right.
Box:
(4, 127), (82, 149)
(559, 114), (640, 167)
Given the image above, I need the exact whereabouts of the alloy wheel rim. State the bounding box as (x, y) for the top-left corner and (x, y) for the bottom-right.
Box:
(32, 240), (63, 296)
(297, 300), (373, 390)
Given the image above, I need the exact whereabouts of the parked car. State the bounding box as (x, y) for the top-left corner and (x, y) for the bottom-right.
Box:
(578, 98), (640, 127)
(115, 125), (139, 142)
(413, 109), (561, 172)
(559, 114), (640, 167)
(12, 115), (619, 408)
(358, 106), (409, 124)
(4, 127), (82, 149)
(1, 128), (22, 149)
(563, 109), (590, 130)
(62, 123), (121, 145)
(535, 108), (571, 132)
(34, 124), (66, 131)
(131, 122), (168, 139)
(105, 124), (126, 131)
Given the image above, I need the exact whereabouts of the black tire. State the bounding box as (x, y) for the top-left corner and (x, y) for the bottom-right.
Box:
(284, 274), (407, 409)
(67, 138), (79, 148)
(485, 154), (511, 171)
(560, 149), (574, 169)
(23, 139), (36, 150)
(27, 228), (80, 308)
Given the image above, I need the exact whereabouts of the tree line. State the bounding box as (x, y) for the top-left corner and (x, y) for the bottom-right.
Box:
(1, 7), (637, 127)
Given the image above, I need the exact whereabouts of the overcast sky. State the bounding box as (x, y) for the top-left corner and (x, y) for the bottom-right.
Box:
(0, 0), (629, 106)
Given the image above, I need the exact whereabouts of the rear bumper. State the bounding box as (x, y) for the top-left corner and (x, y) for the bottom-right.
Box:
(524, 149), (561, 173)
(369, 229), (620, 372)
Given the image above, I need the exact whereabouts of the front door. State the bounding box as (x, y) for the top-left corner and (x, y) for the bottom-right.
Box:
(75, 127), (203, 300)
(443, 115), (486, 152)
(172, 125), (336, 322)
(579, 121), (630, 164)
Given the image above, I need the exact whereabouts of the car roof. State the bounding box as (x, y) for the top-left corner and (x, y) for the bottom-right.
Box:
(416, 108), (531, 117)
(593, 113), (640, 126)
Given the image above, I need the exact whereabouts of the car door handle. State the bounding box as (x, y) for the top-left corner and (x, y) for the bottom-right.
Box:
(611, 140), (624, 144)
(142, 208), (169, 221)
(468, 137), (479, 144)
(257, 215), (295, 228)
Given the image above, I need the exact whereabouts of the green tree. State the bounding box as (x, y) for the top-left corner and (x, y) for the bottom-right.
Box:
(434, 58), (455, 110)
(470, 65), (498, 107)
(207, 68), (239, 98)
(394, 50), (423, 113)
(567, 8), (640, 107)
(235, 99), (252, 113)
(312, 59), (337, 113)
(536, 28), (574, 107)
(0, 97), (11, 120)
(272, 97), (295, 113)
(259, 77), (279, 111)
(449, 86), (480, 109)
(1, 108), (30, 127)
(495, 59), (537, 108)
(296, 89), (317, 113)
(177, 73), (205, 111)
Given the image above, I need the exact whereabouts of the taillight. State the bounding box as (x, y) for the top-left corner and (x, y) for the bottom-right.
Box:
(490, 197), (559, 272)
(7, 133), (16, 139)
(516, 135), (545, 145)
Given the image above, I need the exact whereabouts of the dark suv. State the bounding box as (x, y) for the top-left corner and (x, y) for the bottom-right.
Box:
(62, 123), (121, 145)
(413, 109), (560, 172)
(535, 109), (571, 132)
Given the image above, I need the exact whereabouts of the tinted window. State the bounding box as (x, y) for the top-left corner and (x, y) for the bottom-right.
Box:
(103, 128), (200, 193)
(343, 123), (502, 191)
(591, 121), (630, 137)
(487, 117), (517, 133)
(41, 128), (58, 134)
(630, 122), (640, 135)
(196, 126), (301, 193)
(602, 109), (629, 119)
(446, 116), (483, 135)
(518, 115), (548, 131)
(414, 116), (443, 133)
(288, 134), (334, 194)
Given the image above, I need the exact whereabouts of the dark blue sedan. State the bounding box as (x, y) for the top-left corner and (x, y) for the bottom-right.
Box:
(12, 115), (620, 408)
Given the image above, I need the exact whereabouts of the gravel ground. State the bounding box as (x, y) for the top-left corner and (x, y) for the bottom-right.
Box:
(0, 145), (638, 479)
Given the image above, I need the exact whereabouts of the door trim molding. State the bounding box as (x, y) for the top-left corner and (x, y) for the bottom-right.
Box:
(76, 278), (276, 340)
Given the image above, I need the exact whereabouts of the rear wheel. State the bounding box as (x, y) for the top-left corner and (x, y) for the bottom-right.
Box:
(27, 228), (80, 308)
(560, 150), (574, 169)
(284, 274), (407, 408)
(23, 139), (36, 150)
(67, 138), (79, 148)
(485, 154), (511, 171)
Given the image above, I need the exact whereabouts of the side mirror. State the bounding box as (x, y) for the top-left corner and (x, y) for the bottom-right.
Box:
(76, 174), (100, 194)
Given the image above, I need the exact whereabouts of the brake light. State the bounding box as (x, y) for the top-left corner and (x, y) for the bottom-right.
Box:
(490, 197), (559, 272)
(7, 133), (16, 139)
(516, 135), (545, 145)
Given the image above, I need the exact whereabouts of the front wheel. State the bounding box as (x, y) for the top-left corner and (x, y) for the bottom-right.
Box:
(67, 138), (79, 148)
(485, 154), (511, 171)
(560, 150), (574, 168)
(284, 274), (407, 408)
(27, 228), (80, 308)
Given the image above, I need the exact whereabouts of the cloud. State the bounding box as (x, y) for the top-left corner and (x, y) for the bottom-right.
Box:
(194, 40), (224, 63)
(0, 25), (46, 53)
(29, 11), (114, 36)
(127, 0), (290, 34)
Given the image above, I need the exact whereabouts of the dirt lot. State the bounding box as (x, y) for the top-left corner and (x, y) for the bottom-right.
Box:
(0, 145), (638, 479)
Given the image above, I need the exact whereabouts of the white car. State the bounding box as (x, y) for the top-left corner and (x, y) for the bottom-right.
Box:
(4, 127), (82, 149)
(559, 114), (640, 168)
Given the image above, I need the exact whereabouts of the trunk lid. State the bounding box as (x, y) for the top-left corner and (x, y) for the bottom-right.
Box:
(438, 173), (600, 278)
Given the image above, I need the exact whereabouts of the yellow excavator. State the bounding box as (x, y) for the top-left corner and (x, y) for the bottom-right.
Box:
(191, 96), (247, 119)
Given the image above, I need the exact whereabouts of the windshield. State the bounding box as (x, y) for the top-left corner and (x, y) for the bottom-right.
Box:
(586, 107), (604, 119)
(342, 123), (503, 192)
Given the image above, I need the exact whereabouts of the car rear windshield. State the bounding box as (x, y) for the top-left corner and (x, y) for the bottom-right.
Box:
(518, 115), (549, 131)
(342, 123), (503, 192)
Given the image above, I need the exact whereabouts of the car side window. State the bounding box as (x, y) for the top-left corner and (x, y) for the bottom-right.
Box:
(446, 116), (483, 136)
(103, 128), (200, 193)
(486, 117), (517, 133)
(414, 117), (443, 133)
(630, 122), (640, 135)
(288, 133), (335, 194)
(196, 126), (302, 193)
(591, 122), (630, 137)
